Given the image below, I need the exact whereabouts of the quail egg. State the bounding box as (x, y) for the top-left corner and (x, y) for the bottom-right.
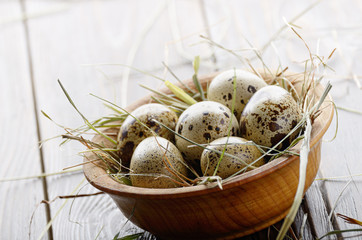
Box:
(208, 69), (267, 119)
(118, 103), (177, 167)
(130, 136), (188, 188)
(240, 85), (301, 150)
(175, 101), (239, 168)
(200, 136), (265, 179)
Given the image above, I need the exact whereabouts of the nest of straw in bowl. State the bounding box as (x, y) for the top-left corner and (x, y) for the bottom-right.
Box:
(82, 67), (332, 185)
(51, 28), (336, 239)
(81, 67), (333, 239)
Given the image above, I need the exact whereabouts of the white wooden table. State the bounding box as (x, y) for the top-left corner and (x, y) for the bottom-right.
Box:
(1, 0), (361, 239)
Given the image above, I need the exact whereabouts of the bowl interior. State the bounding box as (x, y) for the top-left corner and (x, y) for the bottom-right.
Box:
(83, 72), (334, 199)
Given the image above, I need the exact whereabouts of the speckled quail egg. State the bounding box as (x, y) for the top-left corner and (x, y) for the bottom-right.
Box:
(240, 85), (301, 150)
(130, 136), (188, 188)
(200, 136), (265, 179)
(208, 69), (267, 120)
(118, 103), (178, 168)
(175, 101), (239, 168)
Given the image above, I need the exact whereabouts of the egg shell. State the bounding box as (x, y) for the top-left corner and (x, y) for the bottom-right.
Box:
(208, 69), (267, 120)
(130, 136), (188, 188)
(175, 101), (239, 168)
(200, 137), (265, 179)
(118, 103), (178, 168)
(240, 85), (301, 150)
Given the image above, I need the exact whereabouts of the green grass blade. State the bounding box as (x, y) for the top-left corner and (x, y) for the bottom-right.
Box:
(57, 80), (117, 145)
(317, 228), (362, 240)
(164, 80), (197, 105)
(140, 84), (190, 108)
(193, 56), (200, 74)
(114, 232), (144, 240)
(162, 61), (195, 94)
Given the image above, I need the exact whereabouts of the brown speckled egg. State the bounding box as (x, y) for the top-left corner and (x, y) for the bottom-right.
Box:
(130, 136), (188, 188)
(240, 85), (301, 150)
(175, 101), (239, 168)
(200, 137), (265, 179)
(117, 103), (178, 168)
(208, 69), (267, 120)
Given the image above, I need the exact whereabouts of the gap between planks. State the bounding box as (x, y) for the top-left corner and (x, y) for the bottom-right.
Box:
(19, 0), (53, 239)
(195, 0), (339, 239)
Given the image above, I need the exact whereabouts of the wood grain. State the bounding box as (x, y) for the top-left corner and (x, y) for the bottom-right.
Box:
(0, 1), (47, 239)
(2, 0), (361, 239)
(319, 80), (362, 238)
(202, 0), (362, 239)
(23, 0), (214, 239)
(304, 180), (336, 239)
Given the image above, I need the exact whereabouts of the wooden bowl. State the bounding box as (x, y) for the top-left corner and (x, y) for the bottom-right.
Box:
(83, 73), (334, 240)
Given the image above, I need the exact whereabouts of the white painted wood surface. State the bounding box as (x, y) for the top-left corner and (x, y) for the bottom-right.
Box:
(0, 1), (48, 239)
(0, 0), (361, 239)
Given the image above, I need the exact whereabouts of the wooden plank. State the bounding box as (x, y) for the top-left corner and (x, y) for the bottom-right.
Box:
(0, 2), (48, 239)
(303, 180), (336, 239)
(205, 1), (362, 237)
(319, 79), (362, 238)
(201, 0), (362, 239)
(313, 2), (362, 237)
(200, 1), (320, 239)
(23, 0), (362, 238)
(293, 200), (314, 240)
(24, 0), (214, 238)
(305, 2), (362, 237)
